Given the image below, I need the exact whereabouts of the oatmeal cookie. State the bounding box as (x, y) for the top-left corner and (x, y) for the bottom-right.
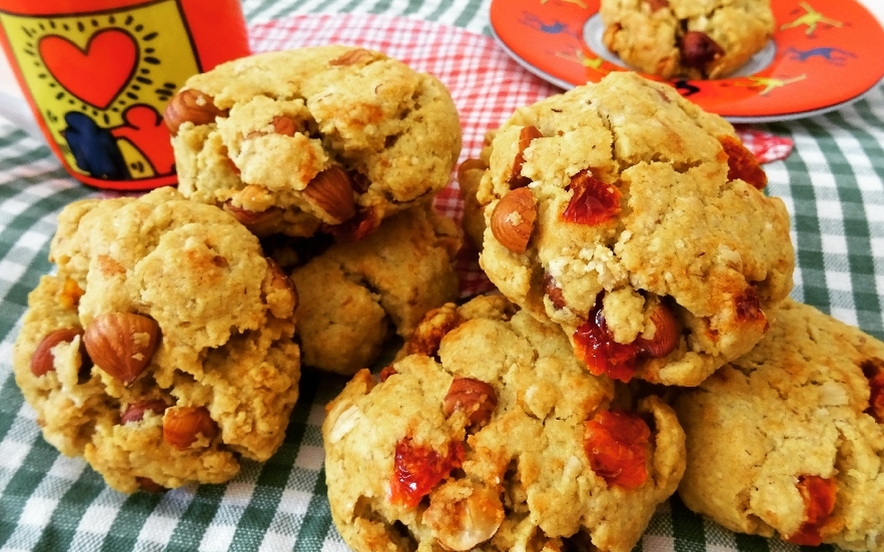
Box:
(290, 205), (461, 375)
(12, 187), (300, 494)
(674, 298), (884, 551)
(600, 0), (774, 79)
(474, 71), (794, 387)
(322, 295), (686, 552)
(165, 45), (462, 238)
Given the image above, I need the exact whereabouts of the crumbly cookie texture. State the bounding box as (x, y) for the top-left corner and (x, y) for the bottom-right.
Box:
(599, 0), (774, 79)
(290, 204), (461, 375)
(458, 130), (495, 252)
(674, 298), (884, 551)
(12, 187), (300, 494)
(166, 45), (462, 239)
(322, 294), (686, 552)
(474, 71), (794, 387)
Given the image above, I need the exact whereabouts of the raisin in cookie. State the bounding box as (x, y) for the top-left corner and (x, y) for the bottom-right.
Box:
(12, 187), (300, 494)
(322, 294), (685, 552)
(473, 71), (794, 387)
(289, 205), (461, 375)
(165, 45), (462, 239)
(600, 0), (774, 79)
(674, 298), (884, 550)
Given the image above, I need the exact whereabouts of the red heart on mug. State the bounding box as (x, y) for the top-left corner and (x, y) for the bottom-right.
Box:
(39, 30), (138, 110)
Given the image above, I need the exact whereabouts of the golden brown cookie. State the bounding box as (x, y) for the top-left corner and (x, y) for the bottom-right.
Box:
(12, 187), (300, 493)
(322, 295), (686, 552)
(674, 298), (884, 551)
(166, 45), (462, 239)
(290, 205), (461, 374)
(472, 71), (794, 387)
(600, 0), (774, 79)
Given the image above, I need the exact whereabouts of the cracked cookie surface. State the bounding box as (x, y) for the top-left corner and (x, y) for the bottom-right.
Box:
(600, 0), (774, 79)
(167, 45), (462, 239)
(12, 187), (300, 493)
(674, 298), (884, 551)
(322, 294), (685, 552)
(473, 71), (794, 387)
(288, 204), (461, 375)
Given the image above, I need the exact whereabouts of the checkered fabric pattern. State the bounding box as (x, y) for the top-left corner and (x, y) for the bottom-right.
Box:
(1, 6), (883, 552)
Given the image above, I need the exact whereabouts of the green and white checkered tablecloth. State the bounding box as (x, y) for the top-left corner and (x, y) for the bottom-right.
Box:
(1, 0), (883, 551)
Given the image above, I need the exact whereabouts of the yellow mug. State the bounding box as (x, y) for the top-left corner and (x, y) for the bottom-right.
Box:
(0, 0), (251, 190)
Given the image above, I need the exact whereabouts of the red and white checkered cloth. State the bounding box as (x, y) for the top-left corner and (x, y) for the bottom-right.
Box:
(249, 13), (794, 297)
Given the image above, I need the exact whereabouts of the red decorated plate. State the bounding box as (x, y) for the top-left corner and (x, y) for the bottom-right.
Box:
(490, 0), (884, 123)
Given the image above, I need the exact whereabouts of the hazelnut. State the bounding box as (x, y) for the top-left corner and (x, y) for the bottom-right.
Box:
(163, 89), (227, 136)
(121, 399), (169, 425)
(680, 31), (724, 72)
(636, 302), (680, 358)
(443, 377), (497, 429)
(223, 202), (284, 237)
(83, 312), (160, 386)
(303, 166), (356, 223)
(423, 481), (504, 550)
(163, 406), (218, 450)
(509, 125), (542, 188)
(329, 48), (378, 66)
(31, 327), (85, 377)
(245, 115), (298, 139)
(490, 187), (536, 254)
(543, 273), (567, 311)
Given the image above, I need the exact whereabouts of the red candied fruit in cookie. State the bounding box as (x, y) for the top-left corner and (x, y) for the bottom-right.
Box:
(787, 475), (837, 546)
(861, 358), (884, 423)
(561, 170), (621, 226)
(719, 135), (767, 190)
(573, 298), (679, 383)
(574, 307), (640, 383)
(389, 437), (464, 508)
(584, 409), (650, 489)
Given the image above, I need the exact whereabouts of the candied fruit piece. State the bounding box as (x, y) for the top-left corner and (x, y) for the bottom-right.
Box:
(561, 170), (621, 226)
(573, 299), (679, 383)
(389, 438), (464, 507)
(584, 410), (650, 489)
(786, 475), (836, 546)
(574, 308), (640, 383)
(719, 135), (767, 190)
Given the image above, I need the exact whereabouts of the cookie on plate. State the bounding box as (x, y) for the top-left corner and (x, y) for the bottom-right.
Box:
(674, 298), (884, 550)
(12, 187), (300, 494)
(322, 294), (686, 552)
(165, 45), (462, 239)
(289, 204), (461, 375)
(599, 0), (774, 79)
(473, 71), (794, 387)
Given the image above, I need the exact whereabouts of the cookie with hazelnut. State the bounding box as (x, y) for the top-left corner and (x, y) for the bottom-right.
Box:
(288, 204), (461, 375)
(599, 0), (774, 79)
(322, 294), (686, 552)
(12, 187), (300, 493)
(166, 45), (462, 239)
(473, 71), (794, 387)
(674, 298), (884, 550)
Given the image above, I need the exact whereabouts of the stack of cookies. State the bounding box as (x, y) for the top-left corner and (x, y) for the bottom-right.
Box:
(12, 45), (463, 493)
(322, 71), (884, 552)
(11, 45), (884, 552)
